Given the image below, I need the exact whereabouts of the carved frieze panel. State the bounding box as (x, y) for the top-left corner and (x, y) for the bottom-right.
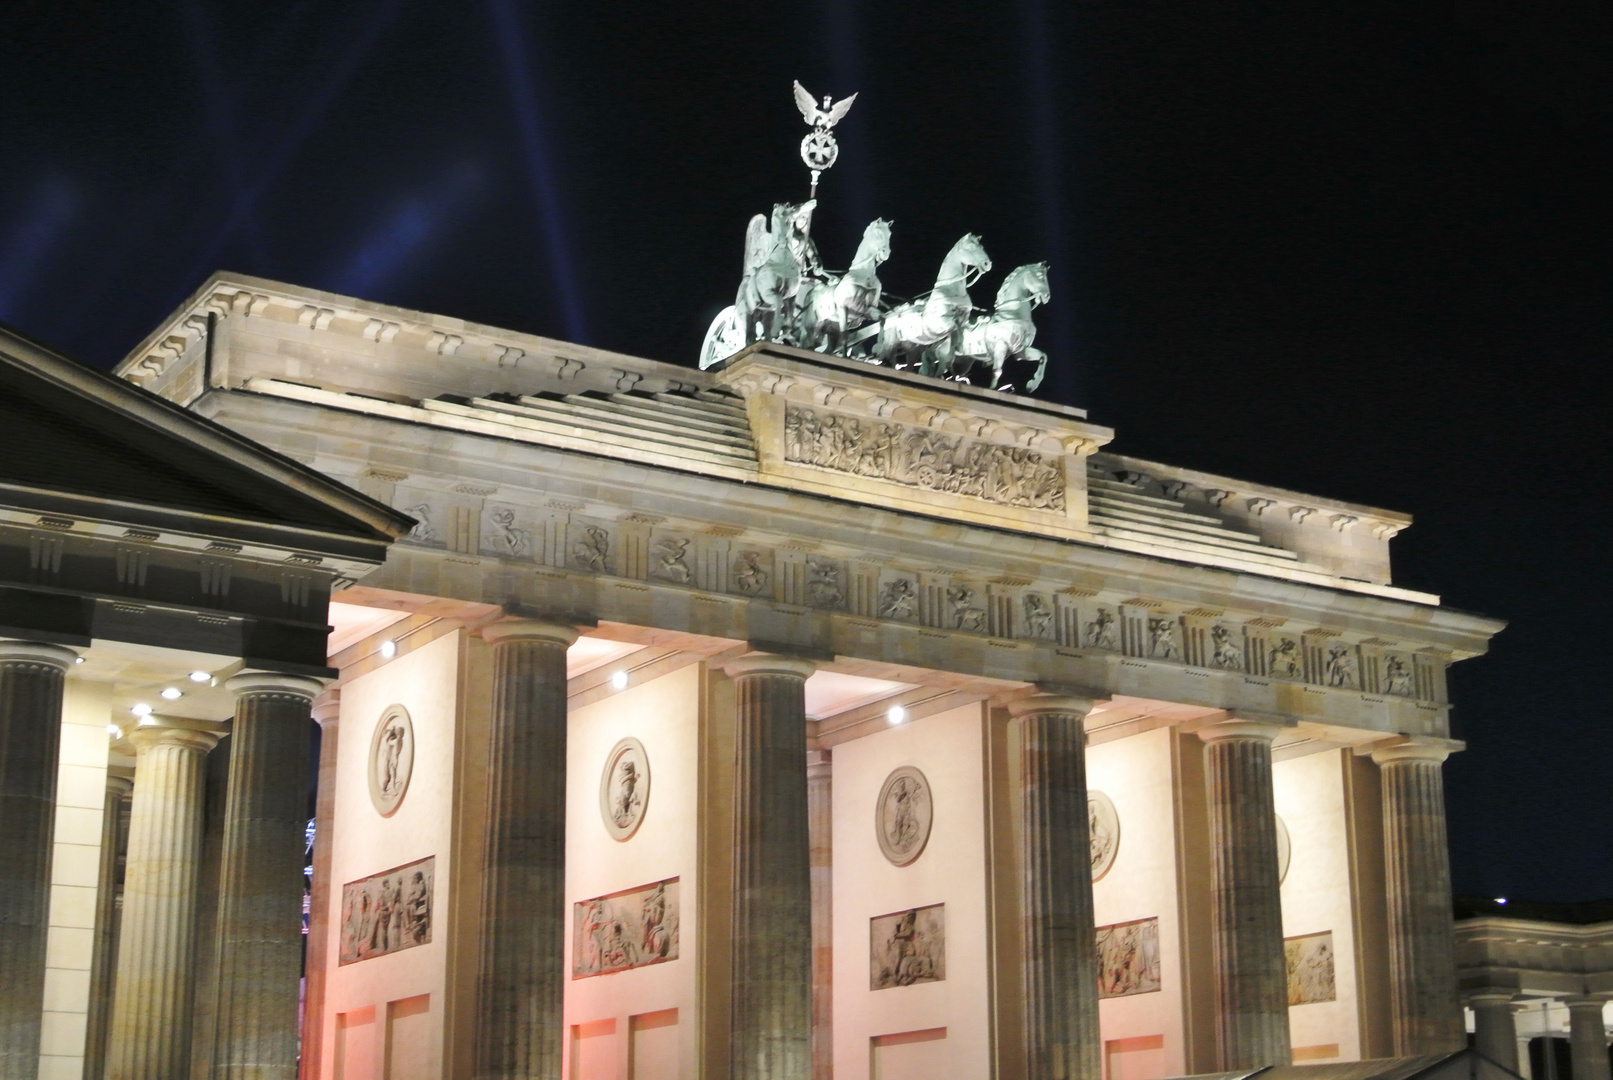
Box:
(569, 520), (614, 574)
(1381, 652), (1415, 696)
(572, 877), (679, 978)
(783, 403), (1065, 511)
(870, 904), (945, 990)
(1210, 623), (1246, 671)
(339, 856), (433, 965)
(803, 557), (846, 610)
(1020, 591), (1057, 641)
(1085, 606), (1119, 651)
(1322, 642), (1360, 689)
(483, 503), (534, 560)
(1268, 634), (1304, 679)
(1096, 917), (1161, 998)
(1147, 615), (1182, 662)
(942, 581), (989, 634)
(649, 533), (694, 585)
(876, 572), (920, 622)
(730, 548), (773, 597)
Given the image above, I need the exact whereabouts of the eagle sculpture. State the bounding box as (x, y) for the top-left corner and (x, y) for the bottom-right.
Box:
(793, 80), (857, 130)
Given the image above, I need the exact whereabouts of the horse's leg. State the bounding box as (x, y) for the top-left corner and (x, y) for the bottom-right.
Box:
(1025, 347), (1048, 393)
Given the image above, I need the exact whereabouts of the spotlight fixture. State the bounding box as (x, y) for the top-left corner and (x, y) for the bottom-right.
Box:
(1495, 897), (1507, 905)
(75, 656), (85, 664)
(610, 670), (629, 691)
(188, 670), (211, 682)
(130, 703), (152, 717)
(105, 724), (119, 738)
(379, 640), (397, 659)
(139, 715), (156, 726)
(161, 687), (182, 700)
(887, 704), (907, 725)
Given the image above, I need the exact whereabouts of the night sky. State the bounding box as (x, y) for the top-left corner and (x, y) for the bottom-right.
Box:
(3, 4), (1607, 899)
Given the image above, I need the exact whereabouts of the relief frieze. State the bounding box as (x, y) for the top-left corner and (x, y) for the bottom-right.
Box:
(783, 404), (1065, 511)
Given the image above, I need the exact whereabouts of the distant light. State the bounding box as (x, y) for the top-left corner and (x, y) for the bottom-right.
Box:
(161, 687), (183, 700)
(130, 703), (152, 717)
(75, 656), (85, 664)
(887, 705), (907, 725)
(188, 670), (211, 683)
(1495, 898), (1507, 905)
(106, 724), (119, 738)
(379, 640), (397, 659)
(610, 670), (629, 691)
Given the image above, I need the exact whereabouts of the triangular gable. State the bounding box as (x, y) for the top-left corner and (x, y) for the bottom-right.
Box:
(0, 322), (412, 544)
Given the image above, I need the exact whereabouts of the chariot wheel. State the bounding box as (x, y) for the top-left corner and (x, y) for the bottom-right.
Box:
(699, 305), (744, 370)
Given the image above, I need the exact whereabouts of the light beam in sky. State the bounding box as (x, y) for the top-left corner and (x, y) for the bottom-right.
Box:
(328, 162), (485, 299)
(486, 0), (590, 345)
(0, 180), (77, 322)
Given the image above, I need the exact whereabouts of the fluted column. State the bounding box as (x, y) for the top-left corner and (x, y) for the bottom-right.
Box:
(299, 690), (340, 1080)
(1469, 992), (1521, 1072)
(106, 719), (222, 1079)
(1373, 742), (1464, 1055)
(807, 752), (832, 1080)
(0, 639), (76, 1080)
(726, 654), (816, 1080)
(1010, 694), (1101, 1080)
(85, 772), (134, 1080)
(1200, 719), (1291, 1070)
(473, 620), (578, 1080)
(1566, 998), (1611, 1080)
(208, 671), (323, 1080)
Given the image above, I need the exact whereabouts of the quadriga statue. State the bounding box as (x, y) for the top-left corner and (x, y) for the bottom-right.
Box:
(794, 218), (891, 355)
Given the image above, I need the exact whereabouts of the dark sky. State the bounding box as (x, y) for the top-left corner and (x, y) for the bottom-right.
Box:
(3, 3), (1608, 899)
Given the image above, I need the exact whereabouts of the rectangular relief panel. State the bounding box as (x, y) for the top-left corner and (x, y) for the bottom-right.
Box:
(572, 876), (680, 978)
(870, 902), (946, 990)
(1285, 931), (1337, 1005)
(339, 855), (435, 965)
(1097, 916), (1162, 998)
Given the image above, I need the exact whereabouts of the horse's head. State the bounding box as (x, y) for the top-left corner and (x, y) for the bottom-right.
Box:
(998, 262), (1051, 307)
(862, 218), (893, 262)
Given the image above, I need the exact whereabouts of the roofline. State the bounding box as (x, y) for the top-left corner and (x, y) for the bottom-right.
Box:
(0, 320), (415, 542)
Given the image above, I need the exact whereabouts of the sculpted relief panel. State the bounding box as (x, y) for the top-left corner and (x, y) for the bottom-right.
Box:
(339, 856), (434, 965)
(573, 878), (680, 978)
(783, 404), (1065, 511)
(870, 904), (946, 990)
(876, 766), (933, 867)
(368, 705), (414, 817)
(1285, 931), (1336, 1005)
(1096, 917), (1161, 998)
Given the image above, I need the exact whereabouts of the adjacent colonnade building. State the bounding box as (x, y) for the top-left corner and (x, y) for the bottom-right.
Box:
(5, 270), (1504, 1080)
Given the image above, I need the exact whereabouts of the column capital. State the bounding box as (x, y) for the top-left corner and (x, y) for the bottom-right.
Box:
(0, 639), (78, 671)
(105, 773), (134, 799)
(126, 719), (223, 755)
(723, 653), (817, 681)
(1197, 717), (1288, 745)
(311, 688), (341, 728)
(1371, 740), (1453, 766)
(1466, 990), (1522, 1007)
(225, 670), (325, 701)
(480, 618), (579, 648)
(1563, 995), (1611, 1010)
(1007, 692), (1096, 719)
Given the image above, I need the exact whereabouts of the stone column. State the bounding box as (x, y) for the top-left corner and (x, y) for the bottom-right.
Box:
(208, 671), (323, 1080)
(299, 690), (340, 1080)
(0, 639), (76, 1080)
(106, 718), (222, 1079)
(1199, 719), (1291, 1070)
(807, 752), (832, 1080)
(85, 772), (134, 1080)
(1010, 694), (1101, 1080)
(726, 655), (816, 1080)
(1469, 992), (1521, 1072)
(1373, 742), (1464, 1055)
(472, 620), (578, 1080)
(1566, 998), (1611, 1080)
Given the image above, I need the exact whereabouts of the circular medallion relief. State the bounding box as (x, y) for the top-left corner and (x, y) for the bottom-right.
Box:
(875, 766), (933, 867)
(599, 737), (650, 841)
(1088, 790), (1121, 881)
(368, 705), (414, 817)
(1275, 814), (1292, 884)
